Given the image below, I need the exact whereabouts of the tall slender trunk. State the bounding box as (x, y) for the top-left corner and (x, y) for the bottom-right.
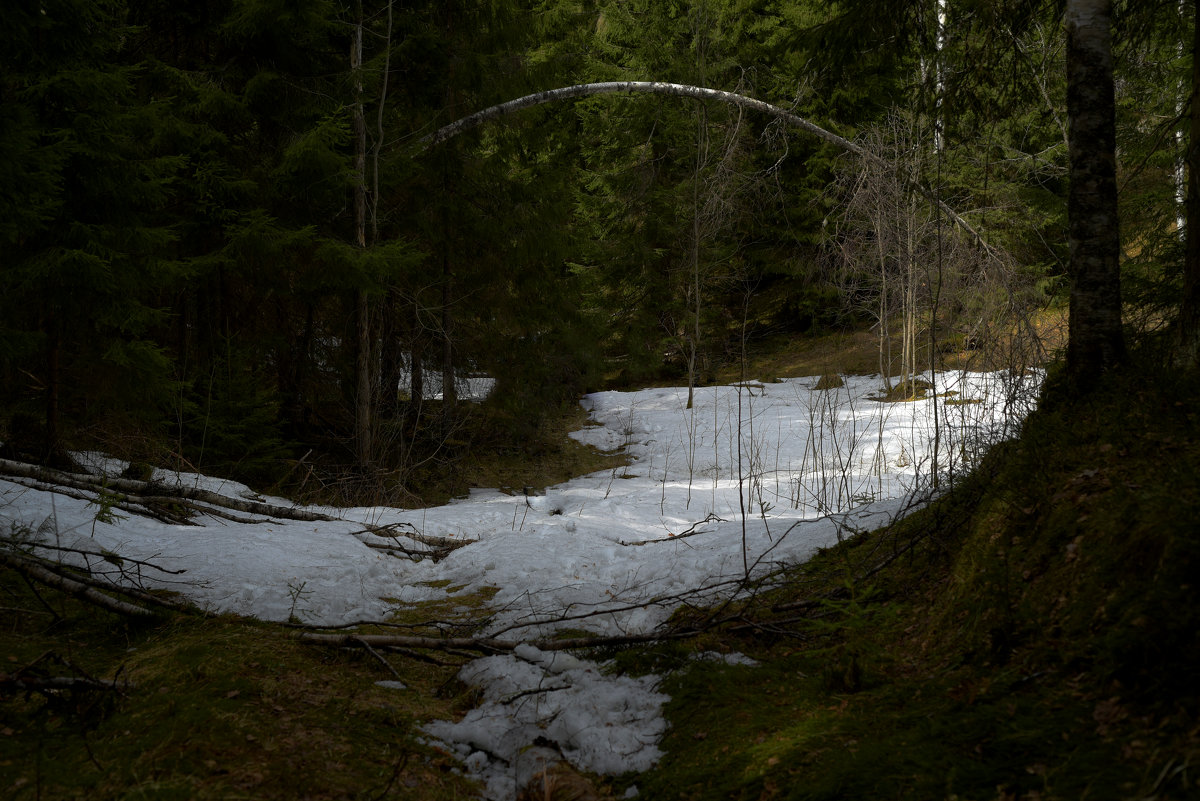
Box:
(44, 319), (61, 465)
(686, 0), (710, 410)
(441, 267), (456, 413)
(371, 0), (392, 246)
(687, 118), (703, 408)
(934, 0), (948, 153)
(1064, 0), (1125, 386)
(410, 300), (425, 419)
(372, 2), (400, 426)
(1179, 0), (1200, 365)
(352, 3), (372, 467)
(379, 290), (403, 421)
(1177, 0), (1189, 237)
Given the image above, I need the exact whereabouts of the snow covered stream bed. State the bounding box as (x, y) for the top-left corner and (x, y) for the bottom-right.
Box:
(0, 370), (1038, 798)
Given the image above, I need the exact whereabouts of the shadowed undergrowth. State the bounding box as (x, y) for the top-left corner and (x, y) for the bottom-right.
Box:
(0, 607), (481, 799)
(2, 356), (1195, 801)
(630, 361), (1199, 800)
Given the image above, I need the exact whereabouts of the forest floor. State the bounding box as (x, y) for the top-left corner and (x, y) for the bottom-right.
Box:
(625, 362), (1200, 800)
(3, 314), (1196, 801)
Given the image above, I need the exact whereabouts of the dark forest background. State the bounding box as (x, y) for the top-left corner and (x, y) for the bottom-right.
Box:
(1, 0), (1191, 501)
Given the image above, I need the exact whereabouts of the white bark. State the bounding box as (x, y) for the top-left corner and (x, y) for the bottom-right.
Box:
(421, 81), (864, 155)
(420, 81), (1000, 261)
(0, 458), (338, 522)
(935, 0), (948, 153)
(0, 550), (157, 619)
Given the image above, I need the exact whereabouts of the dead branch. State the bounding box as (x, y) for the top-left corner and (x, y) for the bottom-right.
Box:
(357, 521), (476, 550)
(2, 474), (197, 525)
(7, 538), (188, 575)
(0, 458), (336, 523)
(0, 674), (133, 693)
(295, 627), (698, 654)
(355, 636), (406, 683)
(619, 513), (724, 546)
(421, 80), (862, 155)
(33, 558), (195, 613)
(297, 631), (515, 653)
(363, 541), (439, 561)
(0, 550), (157, 618)
(353, 521), (475, 562)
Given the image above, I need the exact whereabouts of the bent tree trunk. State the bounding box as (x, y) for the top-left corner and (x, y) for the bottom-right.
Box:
(1064, 0), (1126, 384)
(422, 81), (863, 154)
(420, 81), (999, 262)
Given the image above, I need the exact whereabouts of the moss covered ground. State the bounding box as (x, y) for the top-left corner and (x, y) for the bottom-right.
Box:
(0, 604), (485, 799)
(630, 362), (1199, 800)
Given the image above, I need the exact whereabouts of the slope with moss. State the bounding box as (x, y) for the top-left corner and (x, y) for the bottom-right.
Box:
(635, 364), (1199, 800)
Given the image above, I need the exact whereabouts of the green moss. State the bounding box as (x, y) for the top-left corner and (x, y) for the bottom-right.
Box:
(0, 593), (479, 800)
(634, 362), (1200, 801)
(872, 378), (935, 402)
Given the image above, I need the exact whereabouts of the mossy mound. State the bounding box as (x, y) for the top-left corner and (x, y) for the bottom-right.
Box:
(813, 373), (845, 390)
(873, 377), (935, 402)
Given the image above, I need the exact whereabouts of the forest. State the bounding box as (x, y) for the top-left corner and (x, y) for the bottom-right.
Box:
(2, 0), (1199, 799)
(2, 0), (1188, 499)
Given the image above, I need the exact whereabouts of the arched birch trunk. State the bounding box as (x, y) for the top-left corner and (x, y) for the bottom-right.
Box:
(419, 81), (1000, 263)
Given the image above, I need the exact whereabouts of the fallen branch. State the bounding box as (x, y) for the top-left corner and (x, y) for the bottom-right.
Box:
(8, 538), (188, 576)
(363, 541), (439, 561)
(355, 637), (406, 683)
(0, 674), (133, 693)
(0, 550), (157, 619)
(295, 627), (698, 654)
(0, 458), (337, 523)
(351, 521), (475, 562)
(620, 513), (724, 546)
(297, 632), (516, 653)
(2, 474), (197, 526)
(357, 521), (476, 550)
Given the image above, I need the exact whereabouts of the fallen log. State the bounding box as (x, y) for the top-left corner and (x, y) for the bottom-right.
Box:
(294, 627), (696, 654)
(0, 550), (157, 619)
(0, 457), (336, 523)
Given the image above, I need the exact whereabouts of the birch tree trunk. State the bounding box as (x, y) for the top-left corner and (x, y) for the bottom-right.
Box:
(421, 81), (999, 263)
(1064, 0), (1126, 385)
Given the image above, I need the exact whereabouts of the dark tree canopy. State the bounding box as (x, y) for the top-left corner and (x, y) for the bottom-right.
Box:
(0, 0), (1193, 494)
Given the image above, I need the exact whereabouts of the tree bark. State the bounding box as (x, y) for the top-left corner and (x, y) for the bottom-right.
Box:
(44, 319), (61, 465)
(352, 3), (373, 468)
(441, 271), (456, 411)
(294, 628), (694, 654)
(0, 550), (157, 619)
(0, 458), (338, 522)
(421, 81), (862, 155)
(1179, 0), (1200, 366)
(1064, 0), (1125, 385)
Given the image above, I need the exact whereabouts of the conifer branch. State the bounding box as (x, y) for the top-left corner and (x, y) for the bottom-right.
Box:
(420, 81), (1001, 262)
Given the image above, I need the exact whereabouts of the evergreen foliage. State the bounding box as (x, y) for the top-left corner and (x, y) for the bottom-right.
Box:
(0, 0), (1194, 499)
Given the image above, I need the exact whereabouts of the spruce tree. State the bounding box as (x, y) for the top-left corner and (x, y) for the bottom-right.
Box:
(1, 0), (180, 464)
